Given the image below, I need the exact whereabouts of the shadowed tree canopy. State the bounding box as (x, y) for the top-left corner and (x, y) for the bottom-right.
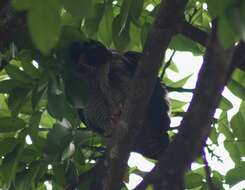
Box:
(0, 0), (245, 190)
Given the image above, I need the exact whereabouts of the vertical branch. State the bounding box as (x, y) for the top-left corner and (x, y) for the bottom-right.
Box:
(135, 20), (234, 190)
(97, 0), (189, 189)
(202, 148), (218, 190)
(160, 50), (176, 79)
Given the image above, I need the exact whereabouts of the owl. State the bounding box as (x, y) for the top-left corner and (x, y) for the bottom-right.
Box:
(67, 40), (170, 159)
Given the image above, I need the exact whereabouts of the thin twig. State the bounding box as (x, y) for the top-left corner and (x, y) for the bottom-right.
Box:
(202, 148), (219, 190)
(160, 50), (176, 79)
(166, 86), (194, 92)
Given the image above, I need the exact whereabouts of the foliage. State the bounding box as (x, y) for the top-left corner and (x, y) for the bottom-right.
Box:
(0, 0), (244, 189)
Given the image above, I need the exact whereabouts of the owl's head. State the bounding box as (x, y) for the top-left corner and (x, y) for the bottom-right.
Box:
(69, 40), (112, 73)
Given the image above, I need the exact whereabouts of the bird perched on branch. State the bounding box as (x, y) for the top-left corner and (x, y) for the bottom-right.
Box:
(67, 39), (170, 159)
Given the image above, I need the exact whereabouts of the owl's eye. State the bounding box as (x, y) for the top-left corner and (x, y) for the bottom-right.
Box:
(78, 54), (87, 65)
(70, 40), (112, 67)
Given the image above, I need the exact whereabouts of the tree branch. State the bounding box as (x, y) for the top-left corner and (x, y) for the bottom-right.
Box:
(166, 86), (194, 93)
(178, 21), (209, 47)
(202, 148), (218, 190)
(135, 20), (234, 190)
(95, 0), (189, 189)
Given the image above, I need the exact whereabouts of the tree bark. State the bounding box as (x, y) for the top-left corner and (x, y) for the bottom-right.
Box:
(98, 0), (188, 189)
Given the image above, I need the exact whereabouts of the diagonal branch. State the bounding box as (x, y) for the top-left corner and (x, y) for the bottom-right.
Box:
(178, 21), (209, 46)
(96, 0), (189, 189)
(135, 20), (234, 190)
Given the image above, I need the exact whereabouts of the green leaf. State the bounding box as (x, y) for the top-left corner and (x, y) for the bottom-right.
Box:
(231, 103), (245, 139)
(28, 0), (61, 54)
(8, 88), (29, 118)
(130, 0), (144, 23)
(225, 162), (245, 186)
(169, 34), (202, 54)
(0, 79), (21, 93)
(0, 145), (24, 187)
(40, 112), (56, 128)
(62, 142), (75, 161)
(29, 112), (43, 139)
(168, 62), (179, 73)
(141, 23), (151, 45)
(119, 0), (132, 33)
(15, 161), (43, 190)
(31, 84), (47, 111)
(58, 26), (85, 48)
(53, 164), (66, 186)
(0, 117), (25, 132)
(184, 172), (203, 189)
(227, 79), (245, 99)
(170, 98), (188, 112)
(62, 0), (94, 20)
(47, 123), (72, 151)
(21, 61), (40, 79)
(146, 184), (154, 190)
(98, 4), (113, 46)
(47, 76), (66, 120)
(218, 16), (238, 48)
(209, 127), (219, 145)
(232, 69), (245, 88)
(0, 94), (9, 116)
(0, 138), (19, 156)
(19, 147), (40, 163)
(168, 74), (192, 88)
(64, 77), (88, 109)
(224, 141), (241, 163)
(84, 3), (104, 36)
(47, 93), (66, 120)
(112, 15), (130, 52)
(5, 64), (32, 84)
(12, 0), (32, 11)
(129, 23), (142, 50)
(206, 0), (231, 17)
(219, 96), (233, 111)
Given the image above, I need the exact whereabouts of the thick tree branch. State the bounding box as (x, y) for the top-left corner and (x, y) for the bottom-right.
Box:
(135, 20), (234, 190)
(95, 0), (188, 189)
(178, 21), (209, 47)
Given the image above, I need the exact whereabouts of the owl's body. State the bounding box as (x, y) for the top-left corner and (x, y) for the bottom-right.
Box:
(68, 40), (170, 159)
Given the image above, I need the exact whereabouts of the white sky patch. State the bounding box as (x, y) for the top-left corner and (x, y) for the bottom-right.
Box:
(146, 4), (154, 12)
(44, 181), (52, 190)
(222, 87), (242, 120)
(48, 164), (52, 170)
(165, 50), (203, 89)
(206, 134), (235, 175)
(203, 3), (208, 10)
(25, 135), (33, 145)
(214, 108), (223, 119)
(126, 174), (143, 189)
(128, 152), (154, 172)
(169, 92), (193, 102)
(230, 181), (245, 190)
(170, 116), (182, 128)
(32, 60), (39, 69)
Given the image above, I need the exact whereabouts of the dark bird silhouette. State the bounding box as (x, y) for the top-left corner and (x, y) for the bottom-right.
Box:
(67, 40), (170, 159)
